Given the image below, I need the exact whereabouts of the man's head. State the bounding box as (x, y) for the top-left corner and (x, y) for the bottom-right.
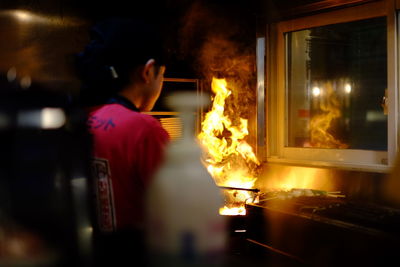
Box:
(76, 17), (166, 109)
(125, 58), (166, 112)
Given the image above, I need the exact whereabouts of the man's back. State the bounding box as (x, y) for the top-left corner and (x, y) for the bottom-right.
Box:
(88, 101), (169, 232)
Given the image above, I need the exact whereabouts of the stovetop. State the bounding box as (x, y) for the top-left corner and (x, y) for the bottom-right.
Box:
(241, 189), (400, 266)
(251, 189), (400, 238)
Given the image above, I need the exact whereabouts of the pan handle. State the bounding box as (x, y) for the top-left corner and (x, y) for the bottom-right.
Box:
(218, 186), (260, 193)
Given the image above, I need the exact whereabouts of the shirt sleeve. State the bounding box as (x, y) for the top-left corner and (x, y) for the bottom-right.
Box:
(135, 120), (170, 188)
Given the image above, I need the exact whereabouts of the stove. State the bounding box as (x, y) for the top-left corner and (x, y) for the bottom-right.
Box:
(242, 191), (400, 266)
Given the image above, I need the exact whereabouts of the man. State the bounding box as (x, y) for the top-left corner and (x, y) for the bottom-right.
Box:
(76, 17), (169, 266)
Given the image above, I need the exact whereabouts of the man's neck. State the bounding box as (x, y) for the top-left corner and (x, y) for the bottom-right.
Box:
(119, 87), (143, 111)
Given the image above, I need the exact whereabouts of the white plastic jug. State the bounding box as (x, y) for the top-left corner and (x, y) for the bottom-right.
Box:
(145, 91), (227, 267)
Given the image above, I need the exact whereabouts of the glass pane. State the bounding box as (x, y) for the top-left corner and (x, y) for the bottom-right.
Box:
(286, 17), (387, 150)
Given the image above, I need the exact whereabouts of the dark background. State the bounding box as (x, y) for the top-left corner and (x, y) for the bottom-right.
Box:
(0, 0), (262, 87)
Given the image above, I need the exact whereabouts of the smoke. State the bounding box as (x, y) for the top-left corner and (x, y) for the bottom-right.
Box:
(180, 0), (256, 122)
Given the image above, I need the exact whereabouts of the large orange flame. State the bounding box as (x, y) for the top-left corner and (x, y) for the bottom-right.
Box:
(198, 77), (260, 215)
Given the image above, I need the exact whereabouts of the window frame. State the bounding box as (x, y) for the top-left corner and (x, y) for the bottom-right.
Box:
(267, 0), (398, 173)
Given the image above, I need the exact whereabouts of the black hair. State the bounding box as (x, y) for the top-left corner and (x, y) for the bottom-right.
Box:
(76, 17), (165, 106)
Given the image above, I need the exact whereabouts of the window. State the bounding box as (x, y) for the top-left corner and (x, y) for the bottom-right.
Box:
(287, 17), (387, 151)
(268, 1), (397, 172)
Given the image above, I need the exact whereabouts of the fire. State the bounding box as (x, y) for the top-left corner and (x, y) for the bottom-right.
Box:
(198, 77), (260, 215)
(310, 81), (348, 149)
(219, 206), (246, 216)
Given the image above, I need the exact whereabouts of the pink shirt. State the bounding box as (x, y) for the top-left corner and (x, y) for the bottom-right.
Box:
(88, 102), (169, 231)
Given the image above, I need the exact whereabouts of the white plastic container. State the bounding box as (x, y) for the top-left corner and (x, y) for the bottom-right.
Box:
(145, 91), (226, 267)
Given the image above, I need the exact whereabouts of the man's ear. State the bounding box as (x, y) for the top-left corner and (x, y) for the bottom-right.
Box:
(141, 59), (156, 84)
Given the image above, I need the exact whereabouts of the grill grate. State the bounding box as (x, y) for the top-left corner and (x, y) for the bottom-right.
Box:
(258, 195), (400, 235)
